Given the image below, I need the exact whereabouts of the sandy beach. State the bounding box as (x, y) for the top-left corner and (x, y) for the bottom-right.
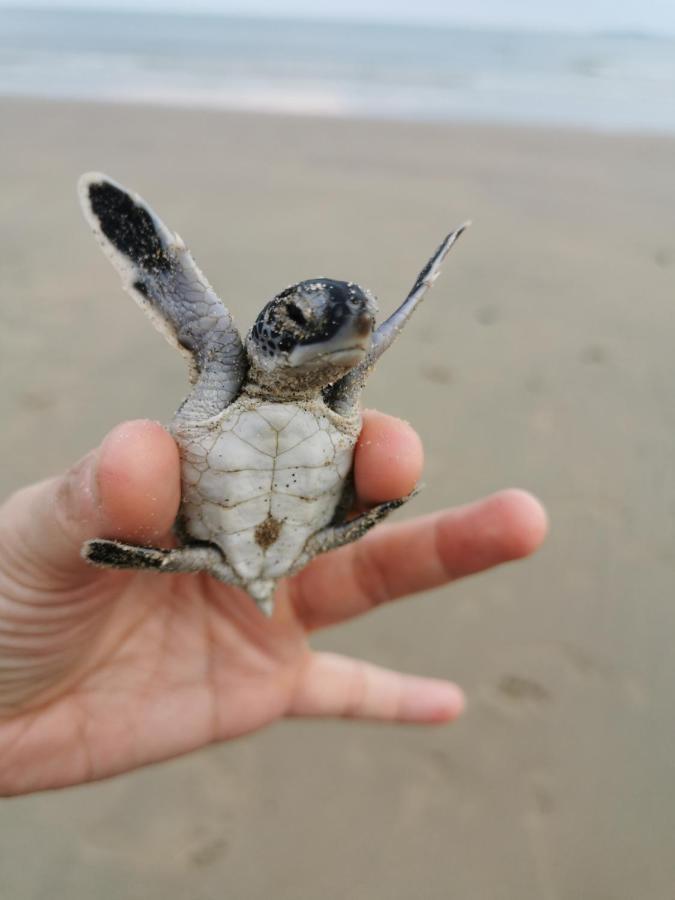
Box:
(1, 97), (675, 898)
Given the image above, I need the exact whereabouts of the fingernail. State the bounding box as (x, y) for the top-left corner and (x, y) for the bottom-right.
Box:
(56, 448), (101, 531)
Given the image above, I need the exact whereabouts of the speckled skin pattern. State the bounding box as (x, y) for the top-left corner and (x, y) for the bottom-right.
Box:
(174, 397), (359, 601)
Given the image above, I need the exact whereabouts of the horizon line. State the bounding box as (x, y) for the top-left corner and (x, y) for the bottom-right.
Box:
(1, 3), (674, 40)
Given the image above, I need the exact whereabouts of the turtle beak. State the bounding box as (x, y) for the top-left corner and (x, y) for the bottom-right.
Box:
(287, 313), (373, 368)
(352, 311), (374, 340)
(323, 312), (373, 363)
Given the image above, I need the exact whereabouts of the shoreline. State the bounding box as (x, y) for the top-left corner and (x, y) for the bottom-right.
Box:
(3, 92), (675, 141)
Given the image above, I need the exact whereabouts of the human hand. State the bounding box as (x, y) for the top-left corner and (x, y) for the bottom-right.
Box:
(0, 412), (546, 795)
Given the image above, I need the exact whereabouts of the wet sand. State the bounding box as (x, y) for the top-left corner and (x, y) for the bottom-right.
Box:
(1, 98), (675, 898)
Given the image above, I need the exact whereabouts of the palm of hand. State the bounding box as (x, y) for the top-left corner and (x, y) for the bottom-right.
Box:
(0, 415), (546, 795)
(1, 573), (308, 793)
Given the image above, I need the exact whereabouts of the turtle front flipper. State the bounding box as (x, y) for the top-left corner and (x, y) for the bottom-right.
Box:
(325, 224), (468, 414)
(79, 173), (246, 422)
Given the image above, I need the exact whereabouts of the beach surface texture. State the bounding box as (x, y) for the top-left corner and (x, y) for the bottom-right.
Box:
(1, 98), (675, 898)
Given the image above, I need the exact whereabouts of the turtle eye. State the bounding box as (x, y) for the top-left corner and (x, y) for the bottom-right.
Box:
(286, 302), (306, 326)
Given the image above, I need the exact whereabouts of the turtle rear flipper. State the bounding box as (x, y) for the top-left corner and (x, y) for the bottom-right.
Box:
(83, 538), (237, 583)
(79, 173), (246, 421)
(302, 492), (415, 558)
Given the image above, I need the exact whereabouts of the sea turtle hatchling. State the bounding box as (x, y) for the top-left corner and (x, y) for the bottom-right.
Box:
(79, 173), (467, 616)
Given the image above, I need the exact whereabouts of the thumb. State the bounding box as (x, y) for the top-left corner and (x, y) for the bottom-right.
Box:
(0, 420), (180, 590)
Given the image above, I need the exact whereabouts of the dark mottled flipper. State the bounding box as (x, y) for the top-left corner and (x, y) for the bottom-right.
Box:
(325, 225), (468, 414)
(79, 173), (246, 422)
(304, 493), (414, 556)
(83, 539), (237, 583)
(84, 540), (168, 571)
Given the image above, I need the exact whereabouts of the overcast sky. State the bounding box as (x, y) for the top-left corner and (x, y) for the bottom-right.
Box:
(3, 0), (675, 34)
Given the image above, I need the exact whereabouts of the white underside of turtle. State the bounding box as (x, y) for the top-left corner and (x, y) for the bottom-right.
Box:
(77, 172), (467, 616)
(175, 397), (358, 605)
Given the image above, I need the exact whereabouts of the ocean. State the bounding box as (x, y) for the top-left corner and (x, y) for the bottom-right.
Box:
(1, 7), (675, 133)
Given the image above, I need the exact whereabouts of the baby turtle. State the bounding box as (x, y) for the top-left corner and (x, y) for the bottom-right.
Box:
(79, 173), (466, 615)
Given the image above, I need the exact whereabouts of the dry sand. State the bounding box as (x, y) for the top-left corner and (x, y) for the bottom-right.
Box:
(1, 98), (675, 898)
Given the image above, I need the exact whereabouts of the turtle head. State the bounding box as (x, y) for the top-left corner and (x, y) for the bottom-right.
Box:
(246, 278), (377, 394)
